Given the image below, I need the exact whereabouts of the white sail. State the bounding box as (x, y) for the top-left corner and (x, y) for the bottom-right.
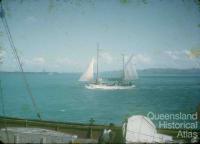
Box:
(124, 55), (138, 81)
(79, 58), (95, 81)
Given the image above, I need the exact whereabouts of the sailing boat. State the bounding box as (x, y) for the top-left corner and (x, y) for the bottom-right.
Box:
(79, 46), (138, 90)
(79, 58), (95, 82)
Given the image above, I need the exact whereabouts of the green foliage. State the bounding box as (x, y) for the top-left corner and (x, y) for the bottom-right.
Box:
(120, 0), (129, 4)
(48, 0), (55, 13)
(2, 0), (11, 17)
(194, 0), (200, 12)
(142, 0), (148, 4)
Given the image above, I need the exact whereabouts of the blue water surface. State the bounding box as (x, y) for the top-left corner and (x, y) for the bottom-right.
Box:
(0, 71), (200, 125)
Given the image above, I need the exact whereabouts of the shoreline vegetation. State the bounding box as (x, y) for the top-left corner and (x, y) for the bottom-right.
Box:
(0, 116), (199, 143)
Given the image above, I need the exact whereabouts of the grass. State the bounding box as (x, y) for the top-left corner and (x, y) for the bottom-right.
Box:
(0, 116), (199, 143)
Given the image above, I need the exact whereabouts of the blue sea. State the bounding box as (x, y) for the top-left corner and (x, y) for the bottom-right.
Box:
(0, 70), (200, 126)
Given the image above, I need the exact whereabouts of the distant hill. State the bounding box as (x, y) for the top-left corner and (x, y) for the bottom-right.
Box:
(139, 68), (200, 74)
(1, 68), (200, 76)
(100, 68), (200, 78)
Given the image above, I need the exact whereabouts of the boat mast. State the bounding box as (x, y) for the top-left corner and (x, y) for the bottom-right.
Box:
(122, 54), (125, 81)
(96, 43), (99, 83)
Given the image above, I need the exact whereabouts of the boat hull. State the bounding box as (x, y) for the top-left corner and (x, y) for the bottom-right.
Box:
(85, 83), (135, 90)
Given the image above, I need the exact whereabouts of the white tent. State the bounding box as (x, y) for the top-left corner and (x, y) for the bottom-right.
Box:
(123, 115), (172, 143)
(155, 133), (173, 143)
(0, 127), (77, 143)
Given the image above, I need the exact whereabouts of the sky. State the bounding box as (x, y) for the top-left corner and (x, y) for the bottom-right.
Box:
(0, 0), (200, 72)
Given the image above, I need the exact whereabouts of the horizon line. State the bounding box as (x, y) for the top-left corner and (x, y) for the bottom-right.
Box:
(1, 67), (200, 73)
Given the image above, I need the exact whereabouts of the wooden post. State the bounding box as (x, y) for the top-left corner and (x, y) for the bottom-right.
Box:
(25, 120), (28, 127)
(40, 137), (46, 144)
(14, 135), (19, 144)
(87, 118), (95, 138)
(56, 125), (59, 131)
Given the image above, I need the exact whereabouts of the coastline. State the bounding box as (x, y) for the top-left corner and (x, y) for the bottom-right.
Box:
(1, 116), (199, 143)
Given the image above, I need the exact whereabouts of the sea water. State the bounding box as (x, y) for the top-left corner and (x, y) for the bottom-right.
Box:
(0, 71), (200, 126)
